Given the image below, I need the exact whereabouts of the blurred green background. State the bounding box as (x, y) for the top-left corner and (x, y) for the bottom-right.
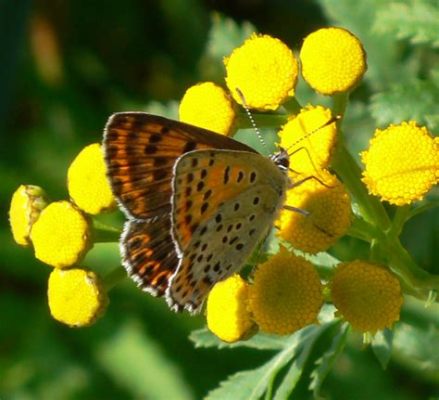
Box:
(1, 0), (439, 399)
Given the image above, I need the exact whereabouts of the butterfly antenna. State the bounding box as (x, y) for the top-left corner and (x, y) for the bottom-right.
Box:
(235, 88), (268, 150)
(286, 115), (340, 155)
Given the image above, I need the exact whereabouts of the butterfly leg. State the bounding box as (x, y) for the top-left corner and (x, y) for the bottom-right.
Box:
(290, 173), (333, 189)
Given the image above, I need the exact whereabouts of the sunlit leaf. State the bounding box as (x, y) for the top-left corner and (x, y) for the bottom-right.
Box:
(96, 320), (193, 400)
(371, 329), (393, 369)
(310, 322), (349, 397)
(189, 328), (287, 350)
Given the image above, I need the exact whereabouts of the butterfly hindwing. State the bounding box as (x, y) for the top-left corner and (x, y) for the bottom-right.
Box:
(121, 218), (179, 296)
(166, 149), (288, 313)
(103, 112), (256, 220)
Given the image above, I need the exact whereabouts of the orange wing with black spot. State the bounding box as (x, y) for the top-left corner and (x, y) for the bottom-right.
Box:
(103, 112), (255, 220)
(103, 112), (257, 298)
(121, 218), (178, 296)
(166, 149), (288, 313)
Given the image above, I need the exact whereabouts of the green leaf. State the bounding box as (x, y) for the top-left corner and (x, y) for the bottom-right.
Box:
(96, 319), (193, 400)
(309, 323), (349, 398)
(373, 0), (439, 48)
(205, 326), (320, 400)
(392, 299), (439, 380)
(370, 79), (439, 129)
(206, 354), (291, 400)
(205, 13), (255, 63)
(371, 329), (394, 369)
(199, 13), (256, 80)
(144, 100), (179, 120)
(272, 324), (335, 400)
(189, 328), (287, 350)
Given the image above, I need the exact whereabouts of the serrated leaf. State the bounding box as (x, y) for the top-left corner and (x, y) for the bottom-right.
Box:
(273, 322), (338, 400)
(272, 357), (304, 400)
(370, 79), (439, 129)
(205, 325), (320, 400)
(310, 323), (349, 398)
(205, 13), (255, 62)
(206, 356), (289, 400)
(199, 13), (255, 80)
(189, 328), (287, 350)
(374, 1), (439, 48)
(371, 329), (393, 369)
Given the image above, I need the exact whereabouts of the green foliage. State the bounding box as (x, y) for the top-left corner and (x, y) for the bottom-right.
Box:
(204, 322), (341, 400)
(374, 0), (439, 48)
(310, 323), (349, 397)
(96, 320), (193, 399)
(371, 329), (393, 370)
(370, 80), (439, 129)
(2, 0), (439, 399)
(190, 329), (286, 350)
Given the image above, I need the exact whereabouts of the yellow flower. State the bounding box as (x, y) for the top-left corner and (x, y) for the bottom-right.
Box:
(30, 201), (91, 268)
(48, 267), (108, 327)
(248, 247), (323, 335)
(300, 27), (366, 95)
(279, 105), (337, 175)
(361, 121), (439, 205)
(225, 34), (298, 110)
(206, 274), (257, 342)
(179, 82), (236, 135)
(277, 171), (352, 254)
(9, 185), (48, 246)
(67, 143), (116, 214)
(330, 261), (403, 333)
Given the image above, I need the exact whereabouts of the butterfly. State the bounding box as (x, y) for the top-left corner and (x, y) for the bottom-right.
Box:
(103, 112), (290, 313)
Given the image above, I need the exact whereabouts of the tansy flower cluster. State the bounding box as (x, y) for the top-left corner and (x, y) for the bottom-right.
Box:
(190, 28), (434, 341)
(207, 248), (324, 341)
(9, 27), (438, 350)
(9, 143), (116, 327)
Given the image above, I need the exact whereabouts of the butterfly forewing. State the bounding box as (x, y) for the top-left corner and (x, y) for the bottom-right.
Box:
(103, 112), (256, 220)
(166, 149), (288, 313)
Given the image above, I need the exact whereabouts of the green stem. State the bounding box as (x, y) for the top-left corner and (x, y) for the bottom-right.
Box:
(389, 205), (411, 238)
(282, 97), (302, 114)
(407, 200), (439, 221)
(381, 236), (439, 297)
(332, 92), (350, 118)
(332, 144), (391, 230)
(93, 220), (121, 243)
(346, 216), (376, 242)
(103, 265), (127, 290)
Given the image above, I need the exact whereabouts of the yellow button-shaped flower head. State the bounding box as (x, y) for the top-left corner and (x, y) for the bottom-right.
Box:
(179, 82), (236, 135)
(330, 261), (403, 333)
(279, 105), (337, 175)
(300, 27), (366, 95)
(277, 171), (352, 254)
(361, 121), (439, 205)
(206, 274), (256, 343)
(225, 34), (298, 110)
(48, 268), (108, 327)
(9, 185), (48, 246)
(30, 201), (91, 268)
(68, 143), (116, 215)
(248, 247), (323, 335)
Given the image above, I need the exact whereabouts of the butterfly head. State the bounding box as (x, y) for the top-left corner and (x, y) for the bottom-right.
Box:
(270, 148), (290, 172)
